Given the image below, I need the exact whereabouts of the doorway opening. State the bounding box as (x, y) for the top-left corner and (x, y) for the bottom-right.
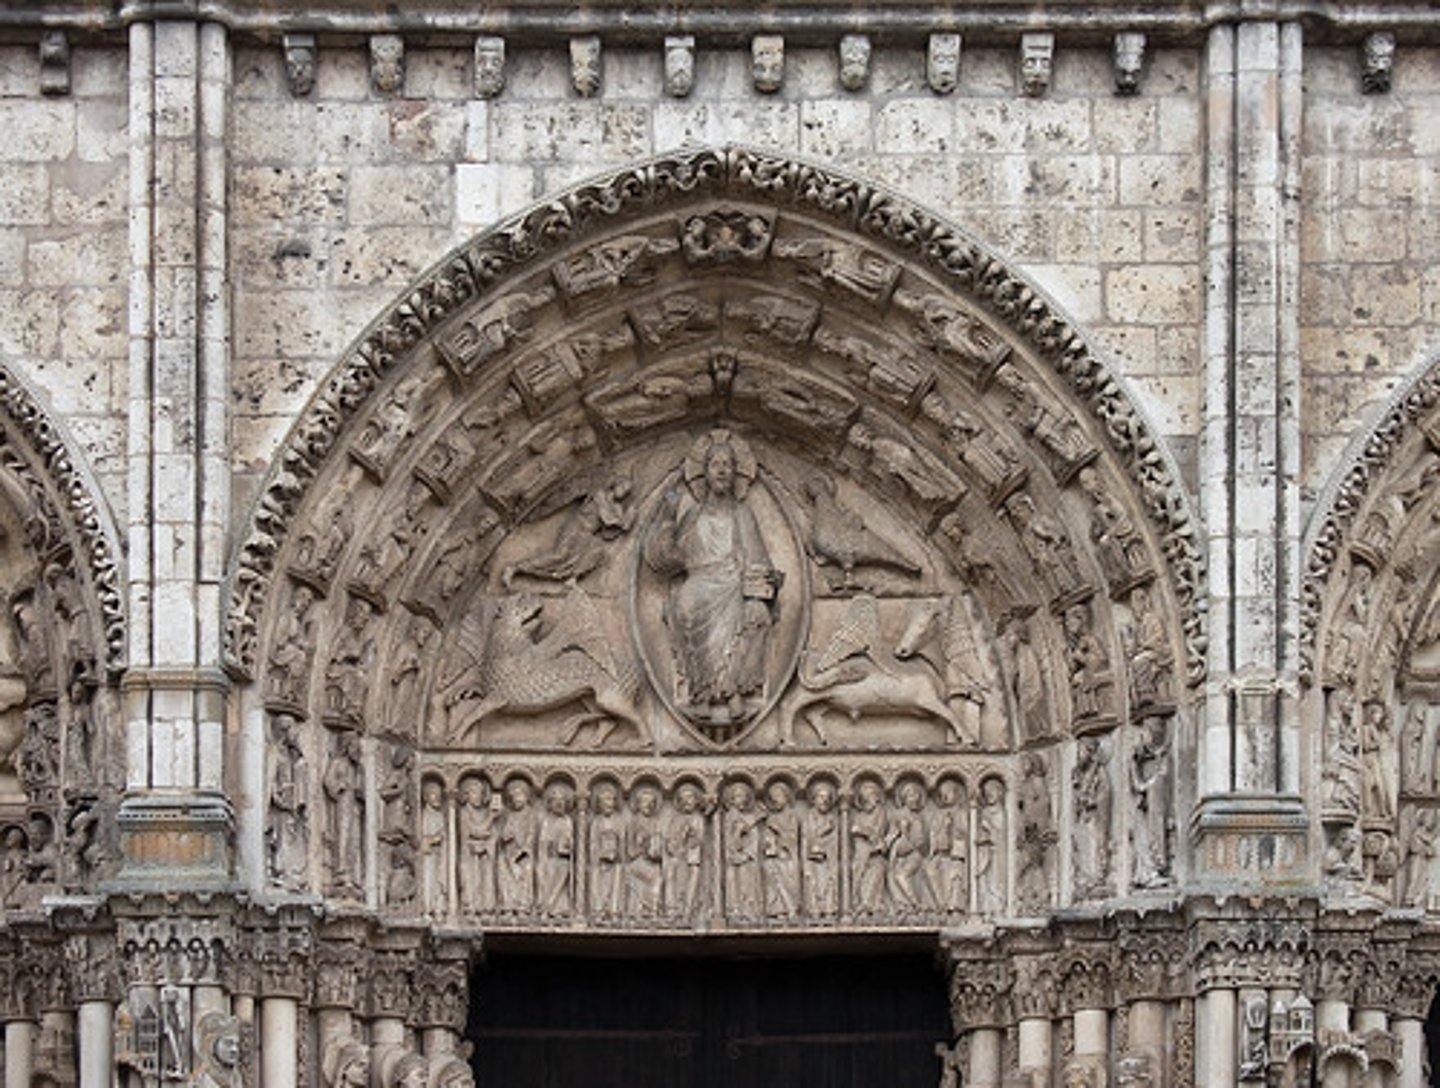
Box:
(1427, 988), (1440, 1086)
(468, 945), (952, 1088)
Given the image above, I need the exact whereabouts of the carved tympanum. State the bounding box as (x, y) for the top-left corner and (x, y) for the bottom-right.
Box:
(240, 154), (1202, 935)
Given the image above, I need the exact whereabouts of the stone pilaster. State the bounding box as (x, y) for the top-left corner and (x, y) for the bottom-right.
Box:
(117, 10), (233, 886)
(1194, 13), (1308, 884)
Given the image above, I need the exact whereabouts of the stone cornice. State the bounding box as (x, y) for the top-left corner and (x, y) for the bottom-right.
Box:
(4, 1), (1440, 43)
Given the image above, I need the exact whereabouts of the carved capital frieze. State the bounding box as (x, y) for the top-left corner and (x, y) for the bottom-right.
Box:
(1392, 947), (1440, 1019)
(1310, 929), (1375, 1005)
(64, 933), (120, 1004)
(0, 941), (42, 1021)
(1010, 952), (1060, 1019)
(414, 958), (468, 1032)
(942, 942), (1012, 1032)
(366, 946), (418, 1021)
(235, 909), (315, 1000)
(1354, 956), (1402, 1014)
(1059, 943), (1115, 1013)
(118, 915), (230, 988)
(1114, 923), (1186, 1003)
(1191, 915), (1310, 993)
(313, 936), (368, 1011)
(36, 943), (71, 1011)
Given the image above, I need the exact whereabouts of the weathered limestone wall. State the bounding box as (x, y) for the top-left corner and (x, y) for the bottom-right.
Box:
(227, 40), (1207, 522)
(2, 14), (1440, 1088)
(0, 45), (129, 525)
(230, 44), (473, 513)
(1301, 44), (1440, 509)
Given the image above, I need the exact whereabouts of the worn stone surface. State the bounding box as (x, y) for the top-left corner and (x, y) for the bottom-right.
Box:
(1, 16), (1440, 1087)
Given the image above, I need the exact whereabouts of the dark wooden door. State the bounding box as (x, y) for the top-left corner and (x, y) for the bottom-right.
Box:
(470, 952), (950, 1088)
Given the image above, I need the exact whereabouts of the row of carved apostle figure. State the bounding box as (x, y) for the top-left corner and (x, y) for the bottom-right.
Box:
(269, 716), (1176, 915)
(337, 770), (1014, 925)
(441, 772), (1008, 925)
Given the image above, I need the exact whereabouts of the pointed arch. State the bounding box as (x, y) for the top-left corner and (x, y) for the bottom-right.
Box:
(224, 146), (1204, 683)
(0, 359), (128, 897)
(0, 363), (125, 676)
(1303, 347), (1440, 910)
(1303, 349), (1440, 688)
(229, 146), (1208, 922)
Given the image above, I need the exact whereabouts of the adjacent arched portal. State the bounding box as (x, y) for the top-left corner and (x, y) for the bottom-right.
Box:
(229, 146), (1204, 1085)
(1305, 350), (1440, 909)
(0, 363), (125, 903)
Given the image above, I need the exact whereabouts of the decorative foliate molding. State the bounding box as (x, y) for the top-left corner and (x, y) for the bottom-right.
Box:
(0, 364), (125, 674)
(223, 146), (1205, 686)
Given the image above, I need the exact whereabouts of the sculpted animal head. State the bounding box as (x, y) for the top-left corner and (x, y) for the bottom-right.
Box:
(488, 594), (546, 646)
(895, 596), (954, 659)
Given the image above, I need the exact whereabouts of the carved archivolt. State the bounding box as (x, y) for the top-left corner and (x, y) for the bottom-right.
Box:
(235, 147), (1203, 926)
(0, 362), (127, 908)
(0, 365), (123, 673)
(1302, 356), (1440, 683)
(226, 147), (1202, 682)
(1305, 351), (1440, 912)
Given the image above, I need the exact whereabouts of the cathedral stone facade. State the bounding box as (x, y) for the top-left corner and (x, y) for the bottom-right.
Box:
(0, 1), (1438, 1085)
